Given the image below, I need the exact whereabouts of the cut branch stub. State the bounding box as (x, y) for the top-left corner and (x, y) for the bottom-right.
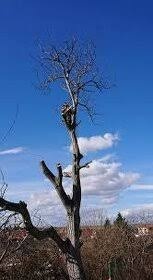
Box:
(57, 163), (63, 185)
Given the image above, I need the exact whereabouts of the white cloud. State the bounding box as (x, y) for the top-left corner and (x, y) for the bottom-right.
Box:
(70, 133), (119, 154)
(121, 204), (153, 223)
(122, 203), (153, 215)
(18, 155), (139, 225)
(6, 180), (67, 226)
(64, 158), (140, 205)
(99, 154), (115, 162)
(0, 147), (24, 155)
(129, 184), (153, 191)
(28, 190), (67, 226)
(27, 156), (139, 224)
(6, 181), (45, 200)
(29, 190), (60, 208)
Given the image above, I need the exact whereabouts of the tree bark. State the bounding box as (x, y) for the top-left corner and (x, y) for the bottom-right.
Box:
(66, 213), (86, 280)
(65, 126), (86, 280)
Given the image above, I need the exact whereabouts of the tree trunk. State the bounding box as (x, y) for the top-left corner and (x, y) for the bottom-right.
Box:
(66, 253), (85, 280)
(66, 213), (86, 280)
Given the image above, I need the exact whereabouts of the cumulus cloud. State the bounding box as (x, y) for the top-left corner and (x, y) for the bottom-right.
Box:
(0, 147), (24, 155)
(26, 150), (139, 224)
(70, 133), (119, 154)
(28, 190), (67, 226)
(64, 158), (140, 205)
(27, 157), (139, 225)
(29, 190), (60, 209)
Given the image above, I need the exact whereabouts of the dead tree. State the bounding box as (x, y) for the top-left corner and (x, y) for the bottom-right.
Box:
(0, 38), (109, 280)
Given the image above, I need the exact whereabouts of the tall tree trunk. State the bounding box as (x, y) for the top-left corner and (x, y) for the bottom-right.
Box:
(64, 121), (86, 280)
(66, 213), (86, 280)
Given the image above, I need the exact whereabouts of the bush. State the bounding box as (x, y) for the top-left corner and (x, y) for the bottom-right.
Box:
(1, 225), (153, 279)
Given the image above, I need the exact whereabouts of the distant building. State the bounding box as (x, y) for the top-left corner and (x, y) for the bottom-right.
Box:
(135, 224), (153, 237)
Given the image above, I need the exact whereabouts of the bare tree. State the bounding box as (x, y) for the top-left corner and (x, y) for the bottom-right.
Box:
(0, 38), (109, 280)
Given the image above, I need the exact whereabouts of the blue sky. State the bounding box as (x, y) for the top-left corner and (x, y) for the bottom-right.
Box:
(0, 0), (153, 224)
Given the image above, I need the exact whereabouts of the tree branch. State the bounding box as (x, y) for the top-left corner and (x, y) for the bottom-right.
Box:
(57, 163), (63, 185)
(40, 160), (57, 185)
(40, 160), (71, 209)
(79, 161), (92, 170)
(0, 197), (68, 253)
